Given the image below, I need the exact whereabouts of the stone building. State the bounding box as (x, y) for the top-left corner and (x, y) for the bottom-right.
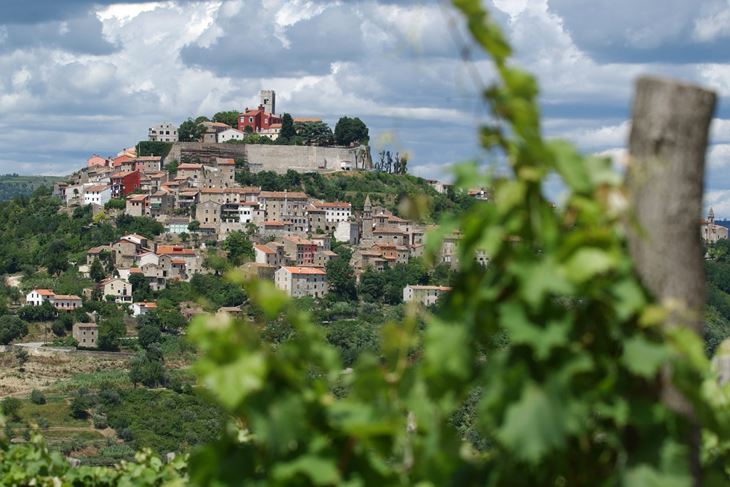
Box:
(148, 122), (178, 142)
(275, 266), (328, 298)
(73, 323), (98, 348)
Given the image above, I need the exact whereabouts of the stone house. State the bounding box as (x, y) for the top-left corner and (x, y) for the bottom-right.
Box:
(73, 323), (98, 348)
(274, 266), (328, 298)
(100, 278), (132, 303)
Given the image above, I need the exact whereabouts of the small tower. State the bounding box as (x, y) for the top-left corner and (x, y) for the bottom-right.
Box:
(260, 90), (275, 115)
(362, 194), (373, 242)
(709, 207), (715, 225)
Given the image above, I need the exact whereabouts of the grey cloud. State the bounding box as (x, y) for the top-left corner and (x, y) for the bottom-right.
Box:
(547, 0), (730, 63)
(0, 12), (117, 55)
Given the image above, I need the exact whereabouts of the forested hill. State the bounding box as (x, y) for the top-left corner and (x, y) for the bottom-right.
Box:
(0, 174), (63, 201)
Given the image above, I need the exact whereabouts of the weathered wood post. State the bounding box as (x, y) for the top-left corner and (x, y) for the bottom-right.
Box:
(625, 75), (717, 486)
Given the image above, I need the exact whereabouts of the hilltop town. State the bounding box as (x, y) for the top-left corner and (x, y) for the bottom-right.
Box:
(20, 90), (485, 351)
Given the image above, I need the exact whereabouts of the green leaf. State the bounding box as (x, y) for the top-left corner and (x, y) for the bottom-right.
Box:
(621, 336), (668, 379)
(202, 352), (267, 410)
(500, 302), (571, 360)
(497, 382), (567, 463)
(564, 248), (615, 283)
(624, 465), (691, 487)
(272, 455), (340, 485)
(548, 140), (592, 193)
(511, 258), (573, 309)
(424, 319), (471, 381)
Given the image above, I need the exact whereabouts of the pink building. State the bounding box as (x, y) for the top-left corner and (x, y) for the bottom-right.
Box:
(87, 154), (108, 168)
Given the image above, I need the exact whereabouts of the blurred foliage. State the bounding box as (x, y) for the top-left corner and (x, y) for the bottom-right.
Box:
(4, 2), (730, 485)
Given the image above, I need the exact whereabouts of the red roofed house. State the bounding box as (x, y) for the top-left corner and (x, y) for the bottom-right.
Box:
(130, 301), (157, 317)
(274, 266), (328, 298)
(238, 105), (281, 134)
(111, 171), (141, 198)
(26, 289), (55, 306)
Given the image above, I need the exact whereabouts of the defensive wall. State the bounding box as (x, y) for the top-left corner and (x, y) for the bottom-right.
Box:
(165, 142), (372, 174)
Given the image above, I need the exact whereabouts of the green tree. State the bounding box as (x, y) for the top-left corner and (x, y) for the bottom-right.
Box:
(138, 323), (162, 351)
(178, 118), (205, 142)
(188, 220), (200, 232)
(326, 256), (357, 301)
(0, 315), (28, 344)
(279, 113), (296, 141)
(90, 258), (105, 282)
(97, 316), (125, 351)
(223, 231), (254, 265)
(334, 116), (369, 146)
(129, 273), (152, 302)
(295, 121), (334, 146)
(358, 266), (385, 302)
(204, 254), (229, 275)
(212, 111), (240, 128)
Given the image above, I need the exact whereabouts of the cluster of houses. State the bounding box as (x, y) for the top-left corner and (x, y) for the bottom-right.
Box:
(50, 148), (468, 304)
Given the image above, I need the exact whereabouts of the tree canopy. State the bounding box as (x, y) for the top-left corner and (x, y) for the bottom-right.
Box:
(334, 116), (369, 146)
(178, 119), (205, 142)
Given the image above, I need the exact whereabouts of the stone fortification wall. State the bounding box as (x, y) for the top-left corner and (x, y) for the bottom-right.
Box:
(165, 143), (371, 174)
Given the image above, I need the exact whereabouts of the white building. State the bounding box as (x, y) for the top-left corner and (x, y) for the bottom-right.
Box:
(83, 185), (112, 206)
(274, 266), (328, 298)
(217, 128), (245, 143)
(148, 122), (178, 142)
(314, 202), (351, 224)
(403, 285), (451, 307)
(130, 301), (157, 317)
(26, 289), (55, 306)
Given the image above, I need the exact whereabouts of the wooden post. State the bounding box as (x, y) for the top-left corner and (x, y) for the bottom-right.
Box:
(626, 76), (716, 332)
(626, 76), (716, 486)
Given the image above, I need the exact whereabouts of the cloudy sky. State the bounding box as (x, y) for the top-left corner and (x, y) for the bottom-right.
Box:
(1, 0), (730, 215)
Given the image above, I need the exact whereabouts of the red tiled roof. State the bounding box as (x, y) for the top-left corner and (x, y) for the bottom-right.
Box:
(85, 185), (109, 193)
(34, 289), (55, 296)
(53, 294), (82, 300)
(314, 201), (351, 209)
(177, 163), (203, 170)
(255, 244), (275, 255)
(157, 245), (196, 256)
(406, 285), (452, 291)
(260, 191), (308, 199)
(281, 266), (326, 275)
(111, 171), (138, 178)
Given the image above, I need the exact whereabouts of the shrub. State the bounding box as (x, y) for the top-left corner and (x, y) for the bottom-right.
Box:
(29, 389), (46, 405)
(93, 413), (108, 430)
(1, 397), (21, 419)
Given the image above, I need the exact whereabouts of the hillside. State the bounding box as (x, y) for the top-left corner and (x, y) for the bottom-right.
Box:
(236, 169), (473, 222)
(0, 174), (63, 201)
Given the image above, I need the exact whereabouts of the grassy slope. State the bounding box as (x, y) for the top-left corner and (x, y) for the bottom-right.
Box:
(0, 175), (63, 201)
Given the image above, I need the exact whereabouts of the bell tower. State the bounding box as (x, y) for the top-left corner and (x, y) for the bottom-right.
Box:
(260, 90), (275, 115)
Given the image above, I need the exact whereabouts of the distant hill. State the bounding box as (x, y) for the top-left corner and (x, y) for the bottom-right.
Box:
(0, 174), (63, 201)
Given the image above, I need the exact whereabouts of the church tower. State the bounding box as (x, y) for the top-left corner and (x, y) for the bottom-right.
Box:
(709, 207), (715, 225)
(260, 90), (275, 115)
(362, 194), (374, 243)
